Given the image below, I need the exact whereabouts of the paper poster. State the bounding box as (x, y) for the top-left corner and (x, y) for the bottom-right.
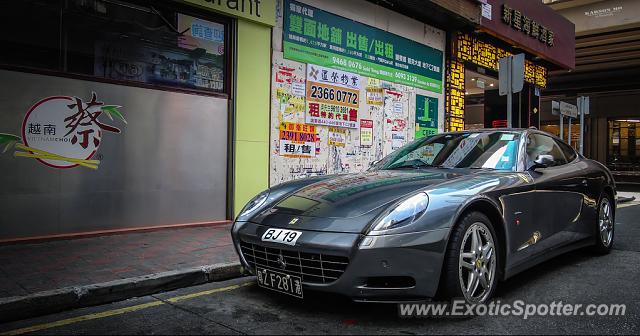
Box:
(305, 64), (360, 128)
(279, 122), (317, 158)
(393, 102), (404, 114)
(275, 66), (294, 83)
(328, 127), (346, 147)
(392, 119), (406, 132)
(415, 94), (438, 139)
(366, 87), (384, 105)
(291, 82), (305, 96)
(360, 119), (373, 147)
(392, 133), (405, 150)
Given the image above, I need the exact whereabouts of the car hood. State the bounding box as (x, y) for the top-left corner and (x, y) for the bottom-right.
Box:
(268, 169), (464, 219)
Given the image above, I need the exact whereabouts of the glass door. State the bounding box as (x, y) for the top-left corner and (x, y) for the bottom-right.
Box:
(608, 119), (640, 173)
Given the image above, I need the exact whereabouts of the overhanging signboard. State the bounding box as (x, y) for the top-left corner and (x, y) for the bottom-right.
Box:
(480, 0), (575, 69)
(283, 0), (444, 93)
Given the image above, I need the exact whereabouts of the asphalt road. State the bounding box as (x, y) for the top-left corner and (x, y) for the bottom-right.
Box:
(1, 202), (639, 335)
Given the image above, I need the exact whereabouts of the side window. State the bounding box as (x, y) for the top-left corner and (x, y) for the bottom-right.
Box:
(556, 139), (578, 162)
(526, 134), (568, 168)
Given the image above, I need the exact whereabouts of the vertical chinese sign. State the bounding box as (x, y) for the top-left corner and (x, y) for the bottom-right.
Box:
(279, 122), (317, 158)
(283, 0), (443, 93)
(306, 64), (360, 128)
(415, 94), (438, 140)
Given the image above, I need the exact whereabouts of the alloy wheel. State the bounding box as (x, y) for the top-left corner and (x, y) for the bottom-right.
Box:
(599, 197), (614, 247)
(458, 222), (496, 303)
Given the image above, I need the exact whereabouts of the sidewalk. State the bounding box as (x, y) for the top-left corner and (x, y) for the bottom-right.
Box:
(0, 224), (238, 299)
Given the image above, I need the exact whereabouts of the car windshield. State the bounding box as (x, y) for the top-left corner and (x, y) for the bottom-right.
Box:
(373, 131), (520, 171)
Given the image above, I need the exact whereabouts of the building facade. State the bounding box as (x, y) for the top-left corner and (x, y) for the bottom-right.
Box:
(268, 0), (450, 184)
(0, 0), (274, 240)
(0, 0), (576, 241)
(446, 0), (575, 133)
(542, 0), (640, 183)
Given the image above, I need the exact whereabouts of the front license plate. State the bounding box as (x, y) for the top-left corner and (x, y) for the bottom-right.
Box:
(261, 228), (302, 246)
(256, 267), (303, 299)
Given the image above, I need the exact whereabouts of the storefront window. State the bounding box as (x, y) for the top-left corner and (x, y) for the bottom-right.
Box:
(540, 123), (581, 149)
(0, 0), (228, 94)
(608, 120), (640, 171)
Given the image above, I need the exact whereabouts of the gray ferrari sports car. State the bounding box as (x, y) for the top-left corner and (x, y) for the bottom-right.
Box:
(231, 129), (616, 304)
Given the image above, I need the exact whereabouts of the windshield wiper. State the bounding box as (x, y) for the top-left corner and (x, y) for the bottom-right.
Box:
(388, 162), (435, 170)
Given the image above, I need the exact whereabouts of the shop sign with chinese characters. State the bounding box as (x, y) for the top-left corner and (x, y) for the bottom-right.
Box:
(305, 64), (360, 128)
(279, 122), (317, 158)
(283, 0), (443, 93)
(501, 4), (554, 47)
(0, 92), (126, 170)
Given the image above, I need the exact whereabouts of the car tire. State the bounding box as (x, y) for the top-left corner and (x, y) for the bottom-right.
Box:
(592, 193), (615, 254)
(439, 211), (499, 304)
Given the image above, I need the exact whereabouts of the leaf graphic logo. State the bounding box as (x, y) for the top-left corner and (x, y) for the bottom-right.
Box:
(0, 92), (127, 170)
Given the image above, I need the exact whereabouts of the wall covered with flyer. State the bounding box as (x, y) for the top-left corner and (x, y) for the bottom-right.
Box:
(269, 0), (446, 186)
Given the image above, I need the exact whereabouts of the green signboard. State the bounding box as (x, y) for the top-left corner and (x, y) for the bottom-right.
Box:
(283, 0), (443, 93)
(415, 94), (438, 139)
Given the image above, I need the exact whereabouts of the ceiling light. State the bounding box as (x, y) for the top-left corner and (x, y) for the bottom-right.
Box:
(490, 83), (494, 87)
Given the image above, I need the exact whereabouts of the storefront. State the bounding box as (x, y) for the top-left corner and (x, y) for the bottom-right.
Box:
(542, 0), (640, 182)
(445, 0), (575, 132)
(0, 0), (274, 240)
(269, 0), (446, 184)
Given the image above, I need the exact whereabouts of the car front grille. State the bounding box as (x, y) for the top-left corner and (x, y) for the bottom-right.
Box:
(239, 241), (349, 284)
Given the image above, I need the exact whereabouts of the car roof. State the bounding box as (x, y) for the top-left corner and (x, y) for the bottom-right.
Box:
(443, 128), (573, 147)
(440, 128), (528, 135)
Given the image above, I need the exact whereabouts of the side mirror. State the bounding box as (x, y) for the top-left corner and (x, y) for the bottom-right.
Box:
(368, 159), (381, 171)
(530, 154), (554, 170)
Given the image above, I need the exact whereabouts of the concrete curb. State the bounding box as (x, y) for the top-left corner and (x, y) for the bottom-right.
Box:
(618, 196), (636, 203)
(0, 262), (243, 323)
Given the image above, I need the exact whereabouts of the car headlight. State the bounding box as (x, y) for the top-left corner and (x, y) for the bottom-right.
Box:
(370, 192), (429, 231)
(238, 191), (269, 218)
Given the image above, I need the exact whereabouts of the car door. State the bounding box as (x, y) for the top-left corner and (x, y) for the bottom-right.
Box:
(554, 138), (594, 240)
(526, 133), (588, 252)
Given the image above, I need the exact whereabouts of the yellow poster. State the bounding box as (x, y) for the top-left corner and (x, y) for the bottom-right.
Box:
(328, 127), (346, 147)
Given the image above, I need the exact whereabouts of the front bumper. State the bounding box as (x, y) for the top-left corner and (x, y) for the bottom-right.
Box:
(231, 221), (449, 302)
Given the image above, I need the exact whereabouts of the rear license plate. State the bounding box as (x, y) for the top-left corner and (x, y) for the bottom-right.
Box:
(256, 267), (303, 299)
